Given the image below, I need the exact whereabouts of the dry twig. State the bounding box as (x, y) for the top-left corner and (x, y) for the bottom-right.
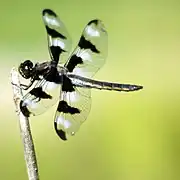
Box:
(11, 68), (39, 180)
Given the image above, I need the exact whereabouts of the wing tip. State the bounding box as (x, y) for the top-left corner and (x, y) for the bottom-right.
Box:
(20, 100), (31, 117)
(87, 19), (107, 34)
(42, 9), (57, 17)
(54, 121), (67, 141)
(87, 19), (100, 26)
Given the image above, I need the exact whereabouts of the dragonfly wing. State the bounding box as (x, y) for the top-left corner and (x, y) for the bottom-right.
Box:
(65, 19), (108, 78)
(20, 68), (62, 117)
(42, 9), (72, 65)
(53, 75), (91, 140)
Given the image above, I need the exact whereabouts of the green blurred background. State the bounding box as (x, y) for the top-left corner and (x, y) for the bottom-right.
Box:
(0, 0), (180, 179)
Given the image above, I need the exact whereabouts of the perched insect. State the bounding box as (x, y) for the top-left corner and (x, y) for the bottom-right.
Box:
(18, 9), (143, 140)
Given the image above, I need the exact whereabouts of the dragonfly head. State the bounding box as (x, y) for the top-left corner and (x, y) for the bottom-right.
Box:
(18, 60), (35, 79)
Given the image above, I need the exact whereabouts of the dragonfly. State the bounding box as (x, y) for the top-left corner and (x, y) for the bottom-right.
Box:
(18, 9), (143, 140)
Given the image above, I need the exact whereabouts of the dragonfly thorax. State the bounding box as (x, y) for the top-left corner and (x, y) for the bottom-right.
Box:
(57, 65), (68, 75)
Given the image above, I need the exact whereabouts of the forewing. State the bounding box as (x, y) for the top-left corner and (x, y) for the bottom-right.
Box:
(20, 73), (61, 117)
(65, 19), (108, 78)
(54, 76), (91, 140)
(42, 9), (72, 64)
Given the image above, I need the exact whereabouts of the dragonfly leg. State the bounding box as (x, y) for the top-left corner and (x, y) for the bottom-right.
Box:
(11, 79), (35, 90)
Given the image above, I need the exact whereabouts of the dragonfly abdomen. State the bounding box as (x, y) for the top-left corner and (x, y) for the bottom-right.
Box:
(68, 74), (143, 92)
(100, 81), (143, 92)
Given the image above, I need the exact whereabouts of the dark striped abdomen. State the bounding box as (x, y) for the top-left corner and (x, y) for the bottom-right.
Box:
(68, 74), (143, 92)
(99, 81), (143, 92)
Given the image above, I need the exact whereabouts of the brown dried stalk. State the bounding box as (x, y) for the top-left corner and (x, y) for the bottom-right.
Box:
(11, 68), (39, 180)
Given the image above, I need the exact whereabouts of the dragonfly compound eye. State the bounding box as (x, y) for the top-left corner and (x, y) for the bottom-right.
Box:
(18, 60), (34, 79)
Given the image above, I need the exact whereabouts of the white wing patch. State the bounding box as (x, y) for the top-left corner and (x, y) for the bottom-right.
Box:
(72, 67), (93, 78)
(44, 15), (60, 27)
(67, 91), (80, 103)
(86, 25), (100, 37)
(56, 116), (72, 129)
(56, 116), (64, 125)
(23, 99), (38, 109)
(45, 82), (58, 91)
(52, 39), (66, 49)
(77, 50), (92, 62)
(64, 119), (72, 129)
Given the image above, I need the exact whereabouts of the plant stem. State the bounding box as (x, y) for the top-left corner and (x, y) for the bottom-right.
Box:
(11, 68), (40, 180)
